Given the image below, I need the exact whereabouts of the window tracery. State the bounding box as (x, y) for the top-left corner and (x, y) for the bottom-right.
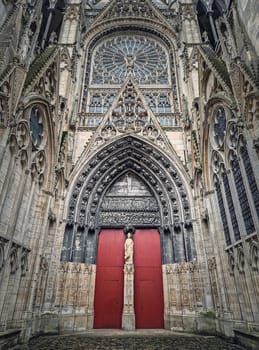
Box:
(81, 32), (180, 131)
(214, 175), (231, 246)
(221, 166), (240, 241)
(213, 106), (226, 148)
(230, 152), (255, 235)
(30, 107), (44, 149)
(210, 105), (258, 246)
(240, 143), (259, 218)
(91, 36), (170, 86)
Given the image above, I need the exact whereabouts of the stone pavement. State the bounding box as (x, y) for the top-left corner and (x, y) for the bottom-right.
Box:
(28, 330), (248, 350)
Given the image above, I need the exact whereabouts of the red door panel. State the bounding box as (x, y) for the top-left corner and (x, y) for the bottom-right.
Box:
(94, 230), (124, 329)
(134, 229), (164, 329)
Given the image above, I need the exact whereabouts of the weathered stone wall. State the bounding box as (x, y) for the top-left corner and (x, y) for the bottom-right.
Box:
(163, 262), (208, 333)
(0, 1), (11, 27)
(53, 262), (96, 332)
(237, 0), (259, 55)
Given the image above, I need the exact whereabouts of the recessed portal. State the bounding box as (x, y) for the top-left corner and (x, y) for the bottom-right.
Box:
(94, 229), (164, 329)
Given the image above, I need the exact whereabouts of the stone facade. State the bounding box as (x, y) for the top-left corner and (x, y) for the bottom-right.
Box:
(0, 0), (258, 347)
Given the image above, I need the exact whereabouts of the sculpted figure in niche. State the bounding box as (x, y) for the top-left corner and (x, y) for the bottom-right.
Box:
(124, 232), (134, 264)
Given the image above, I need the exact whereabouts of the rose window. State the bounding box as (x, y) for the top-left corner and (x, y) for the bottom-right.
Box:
(91, 36), (169, 85)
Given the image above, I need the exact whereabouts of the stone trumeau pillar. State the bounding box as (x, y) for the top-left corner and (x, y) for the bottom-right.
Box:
(122, 234), (135, 330)
(122, 263), (135, 330)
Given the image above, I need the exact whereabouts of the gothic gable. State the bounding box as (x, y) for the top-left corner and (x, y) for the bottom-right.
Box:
(87, 77), (175, 155)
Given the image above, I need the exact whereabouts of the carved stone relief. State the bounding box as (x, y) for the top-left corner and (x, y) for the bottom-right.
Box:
(99, 173), (161, 226)
(62, 136), (195, 265)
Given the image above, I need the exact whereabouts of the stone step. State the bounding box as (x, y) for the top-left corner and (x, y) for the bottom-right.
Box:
(28, 331), (247, 350)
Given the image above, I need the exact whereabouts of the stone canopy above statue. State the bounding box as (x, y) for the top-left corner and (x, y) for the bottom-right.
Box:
(99, 172), (161, 226)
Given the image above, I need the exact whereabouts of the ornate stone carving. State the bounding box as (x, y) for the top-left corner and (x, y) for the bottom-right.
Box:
(21, 248), (30, 277)
(249, 239), (258, 271)
(0, 81), (10, 128)
(0, 237), (8, 272)
(97, 0), (159, 22)
(9, 244), (19, 275)
(62, 136), (194, 263)
(40, 256), (49, 272)
(91, 35), (169, 85)
(227, 250), (235, 275)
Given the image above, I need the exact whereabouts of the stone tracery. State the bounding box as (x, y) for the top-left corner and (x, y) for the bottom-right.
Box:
(91, 35), (169, 85)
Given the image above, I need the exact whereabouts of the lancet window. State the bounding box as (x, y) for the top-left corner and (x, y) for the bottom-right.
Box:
(210, 105), (258, 246)
(221, 167), (240, 241)
(214, 176), (231, 246)
(240, 144), (259, 218)
(230, 153), (255, 234)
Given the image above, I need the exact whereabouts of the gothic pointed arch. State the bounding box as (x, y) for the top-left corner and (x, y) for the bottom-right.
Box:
(8, 97), (56, 191)
(61, 135), (196, 265)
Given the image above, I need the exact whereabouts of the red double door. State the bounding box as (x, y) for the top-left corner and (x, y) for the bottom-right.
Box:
(94, 229), (164, 329)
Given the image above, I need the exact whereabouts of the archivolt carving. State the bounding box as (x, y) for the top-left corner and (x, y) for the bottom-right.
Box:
(69, 137), (190, 229)
(62, 136), (195, 264)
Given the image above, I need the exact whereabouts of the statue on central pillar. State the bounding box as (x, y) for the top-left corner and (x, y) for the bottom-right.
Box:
(122, 230), (135, 330)
(124, 232), (134, 264)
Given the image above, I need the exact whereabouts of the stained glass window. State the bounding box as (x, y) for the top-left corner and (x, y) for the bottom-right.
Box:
(231, 154), (255, 234)
(30, 107), (43, 148)
(213, 106), (226, 148)
(91, 35), (169, 85)
(240, 144), (259, 218)
(222, 169), (240, 241)
(215, 177), (231, 246)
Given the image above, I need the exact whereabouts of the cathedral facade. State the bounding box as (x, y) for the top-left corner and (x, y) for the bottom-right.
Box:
(0, 0), (258, 346)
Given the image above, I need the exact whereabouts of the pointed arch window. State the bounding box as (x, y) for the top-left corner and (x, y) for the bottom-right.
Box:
(240, 143), (259, 218)
(230, 152), (255, 234)
(221, 166), (241, 241)
(214, 176), (231, 246)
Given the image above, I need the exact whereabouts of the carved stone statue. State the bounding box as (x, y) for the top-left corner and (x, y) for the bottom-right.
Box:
(124, 232), (134, 264)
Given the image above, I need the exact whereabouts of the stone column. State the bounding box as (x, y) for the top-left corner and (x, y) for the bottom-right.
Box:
(122, 263), (135, 330)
